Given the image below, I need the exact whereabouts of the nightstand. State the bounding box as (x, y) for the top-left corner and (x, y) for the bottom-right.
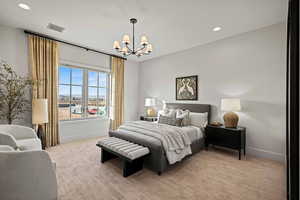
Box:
(140, 116), (158, 122)
(205, 125), (246, 160)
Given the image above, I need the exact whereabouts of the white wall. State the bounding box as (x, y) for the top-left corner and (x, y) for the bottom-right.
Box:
(0, 25), (31, 127)
(139, 23), (286, 162)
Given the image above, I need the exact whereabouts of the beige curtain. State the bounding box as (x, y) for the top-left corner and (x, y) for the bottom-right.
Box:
(110, 56), (124, 130)
(28, 35), (59, 147)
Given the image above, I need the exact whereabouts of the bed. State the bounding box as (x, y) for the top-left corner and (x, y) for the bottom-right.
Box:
(109, 103), (211, 175)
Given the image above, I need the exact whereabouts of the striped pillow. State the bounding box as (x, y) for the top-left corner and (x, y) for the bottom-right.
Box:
(158, 116), (183, 127)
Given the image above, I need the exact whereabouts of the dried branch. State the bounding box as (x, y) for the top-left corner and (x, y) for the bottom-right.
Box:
(0, 60), (33, 124)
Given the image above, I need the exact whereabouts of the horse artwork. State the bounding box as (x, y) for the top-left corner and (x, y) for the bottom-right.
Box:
(176, 76), (198, 100)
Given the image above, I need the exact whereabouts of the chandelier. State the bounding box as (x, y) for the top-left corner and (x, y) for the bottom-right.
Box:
(113, 18), (152, 57)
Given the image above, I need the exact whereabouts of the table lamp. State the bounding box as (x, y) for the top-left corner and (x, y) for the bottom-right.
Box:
(221, 98), (241, 128)
(32, 98), (48, 149)
(145, 98), (156, 117)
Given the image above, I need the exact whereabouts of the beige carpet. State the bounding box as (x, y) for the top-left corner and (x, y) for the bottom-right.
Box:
(47, 137), (285, 200)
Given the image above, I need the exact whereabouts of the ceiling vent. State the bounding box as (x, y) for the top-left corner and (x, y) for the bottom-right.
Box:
(47, 23), (65, 33)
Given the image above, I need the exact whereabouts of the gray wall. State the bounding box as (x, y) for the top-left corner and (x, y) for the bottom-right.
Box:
(139, 23), (286, 161)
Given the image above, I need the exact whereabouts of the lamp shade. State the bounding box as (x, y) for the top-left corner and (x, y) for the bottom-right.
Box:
(140, 35), (148, 45)
(32, 99), (48, 124)
(122, 34), (130, 44)
(113, 41), (120, 49)
(145, 98), (156, 107)
(221, 98), (241, 112)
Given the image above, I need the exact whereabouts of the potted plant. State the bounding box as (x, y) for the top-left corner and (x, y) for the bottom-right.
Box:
(0, 60), (33, 124)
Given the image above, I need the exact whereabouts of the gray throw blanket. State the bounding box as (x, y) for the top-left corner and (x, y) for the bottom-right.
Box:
(118, 121), (192, 164)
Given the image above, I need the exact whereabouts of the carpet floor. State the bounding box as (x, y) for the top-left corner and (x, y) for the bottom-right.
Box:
(47, 137), (285, 200)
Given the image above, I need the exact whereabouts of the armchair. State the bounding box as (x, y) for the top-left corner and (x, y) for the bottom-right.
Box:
(0, 145), (58, 200)
(0, 125), (41, 150)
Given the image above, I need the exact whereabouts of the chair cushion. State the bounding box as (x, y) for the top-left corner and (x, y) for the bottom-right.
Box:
(17, 138), (42, 151)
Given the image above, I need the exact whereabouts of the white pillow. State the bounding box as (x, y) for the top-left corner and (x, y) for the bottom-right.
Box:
(189, 112), (208, 128)
(176, 109), (190, 126)
(158, 108), (176, 119)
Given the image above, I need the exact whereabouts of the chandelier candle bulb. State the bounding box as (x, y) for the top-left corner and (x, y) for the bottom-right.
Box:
(122, 35), (130, 44)
(113, 41), (120, 49)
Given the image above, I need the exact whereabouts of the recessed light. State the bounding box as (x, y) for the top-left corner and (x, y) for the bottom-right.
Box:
(18, 3), (31, 10)
(213, 27), (222, 32)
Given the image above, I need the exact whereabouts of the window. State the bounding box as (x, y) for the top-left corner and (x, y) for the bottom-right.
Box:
(87, 71), (108, 118)
(58, 65), (110, 121)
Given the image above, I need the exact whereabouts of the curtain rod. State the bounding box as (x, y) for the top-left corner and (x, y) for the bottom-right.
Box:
(24, 30), (127, 60)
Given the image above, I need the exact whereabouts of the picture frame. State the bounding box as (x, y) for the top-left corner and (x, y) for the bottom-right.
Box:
(176, 75), (198, 100)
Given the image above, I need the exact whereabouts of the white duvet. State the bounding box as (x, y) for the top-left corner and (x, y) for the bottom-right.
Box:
(118, 121), (202, 164)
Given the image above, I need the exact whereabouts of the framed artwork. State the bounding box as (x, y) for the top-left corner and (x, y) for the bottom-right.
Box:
(176, 75), (198, 100)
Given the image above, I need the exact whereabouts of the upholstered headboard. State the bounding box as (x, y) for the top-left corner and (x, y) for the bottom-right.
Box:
(166, 103), (211, 123)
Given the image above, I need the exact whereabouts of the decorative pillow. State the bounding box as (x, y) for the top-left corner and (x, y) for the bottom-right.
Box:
(176, 109), (190, 126)
(158, 116), (183, 127)
(158, 108), (176, 119)
(189, 112), (208, 128)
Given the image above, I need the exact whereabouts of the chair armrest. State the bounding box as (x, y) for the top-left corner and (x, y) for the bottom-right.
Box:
(0, 145), (15, 151)
(0, 150), (57, 200)
(2, 125), (38, 140)
(0, 132), (18, 149)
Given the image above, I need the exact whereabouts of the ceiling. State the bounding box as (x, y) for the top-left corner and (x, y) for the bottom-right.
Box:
(0, 0), (288, 62)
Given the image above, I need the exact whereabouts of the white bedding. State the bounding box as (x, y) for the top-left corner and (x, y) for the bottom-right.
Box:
(180, 125), (203, 142)
(118, 121), (204, 164)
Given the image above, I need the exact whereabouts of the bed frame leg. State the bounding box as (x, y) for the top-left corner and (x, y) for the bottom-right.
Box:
(157, 171), (161, 176)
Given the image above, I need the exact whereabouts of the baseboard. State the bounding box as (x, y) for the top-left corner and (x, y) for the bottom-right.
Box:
(60, 132), (108, 144)
(246, 146), (285, 162)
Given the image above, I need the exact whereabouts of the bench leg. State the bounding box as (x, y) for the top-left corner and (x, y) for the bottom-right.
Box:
(101, 149), (117, 163)
(123, 158), (144, 177)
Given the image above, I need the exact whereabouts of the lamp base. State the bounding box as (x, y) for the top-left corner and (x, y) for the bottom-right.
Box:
(223, 112), (239, 128)
(37, 125), (46, 150)
(147, 108), (156, 117)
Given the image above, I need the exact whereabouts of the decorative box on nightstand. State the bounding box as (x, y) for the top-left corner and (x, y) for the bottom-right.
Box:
(205, 125), (246, 160)
(140, 116), (158, 122)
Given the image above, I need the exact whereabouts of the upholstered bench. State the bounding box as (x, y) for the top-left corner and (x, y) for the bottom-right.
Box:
(96, 137), (150, 177)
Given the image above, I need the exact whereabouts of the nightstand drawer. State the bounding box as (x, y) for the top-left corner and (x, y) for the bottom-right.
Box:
(205, 125), (246, 160)
(206, 128), (241, 148)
